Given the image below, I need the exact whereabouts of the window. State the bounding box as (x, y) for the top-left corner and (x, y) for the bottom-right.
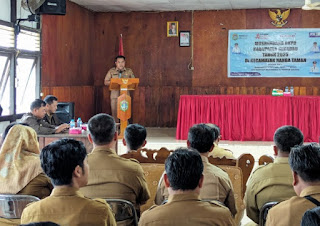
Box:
(0, 22), (40, 117)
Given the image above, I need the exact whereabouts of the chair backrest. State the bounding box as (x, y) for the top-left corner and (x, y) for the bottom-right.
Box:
(121, 147), (172, 163)
(105, 199), (138, 226)
(218, 165), (244, 226)
(0, 194), (40, 219)
(236, 153), (254, 198)
(259, 201), (278, 226)
(259, 155), (274, 166)
(140, 163), (165, 213)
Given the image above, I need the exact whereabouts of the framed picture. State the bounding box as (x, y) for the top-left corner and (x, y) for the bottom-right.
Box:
(167, 21), (178, 37)
(179, 31), (190, 47)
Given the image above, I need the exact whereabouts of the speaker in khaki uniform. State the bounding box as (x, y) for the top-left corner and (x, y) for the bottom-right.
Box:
(140, 148), (235, 226)
(104, 55), (135, 122)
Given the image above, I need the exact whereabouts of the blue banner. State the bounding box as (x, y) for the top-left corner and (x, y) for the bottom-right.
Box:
(228, 29), (320, 77)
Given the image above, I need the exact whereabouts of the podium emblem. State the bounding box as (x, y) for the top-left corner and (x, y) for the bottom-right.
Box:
(122, 79), (128, 84)
(120, 100), (129, 112)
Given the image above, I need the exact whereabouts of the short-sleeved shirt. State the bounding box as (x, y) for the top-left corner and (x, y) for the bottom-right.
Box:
(266, 186), (320, 226)
(155, 155), (237, 216)
(80, 147), (150, 212)
(140, 193), (235, 226)
(43, 113), (63, 126)
(104, 67), (135, 98)
(21, 187), (116, 226)
(244, 157), (296, 223)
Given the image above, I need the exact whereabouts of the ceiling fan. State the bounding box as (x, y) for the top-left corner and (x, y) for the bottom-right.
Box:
(302, 0), (320, 10)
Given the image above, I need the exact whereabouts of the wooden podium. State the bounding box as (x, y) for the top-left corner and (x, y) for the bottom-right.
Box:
(109, 78), (139, 138)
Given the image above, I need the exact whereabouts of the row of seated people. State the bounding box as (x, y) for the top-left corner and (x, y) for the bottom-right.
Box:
(1, 112), (319, 225)
(0, 114), (240, 225)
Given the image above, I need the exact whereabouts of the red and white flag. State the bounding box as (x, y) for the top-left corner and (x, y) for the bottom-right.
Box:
(119, 34), (124, 56)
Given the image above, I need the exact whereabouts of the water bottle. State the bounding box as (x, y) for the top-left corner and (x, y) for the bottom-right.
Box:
(77, 117), (82, 128)
(70, 119), (75, 128)
(290, 86), (294, 96)
(285, 86), (288, 92)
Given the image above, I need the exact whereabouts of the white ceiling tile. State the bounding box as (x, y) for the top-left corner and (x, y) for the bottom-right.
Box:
(70, 0), (306, 12)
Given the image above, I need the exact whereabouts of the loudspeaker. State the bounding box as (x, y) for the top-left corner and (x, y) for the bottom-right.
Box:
(36, 0), (66, 15)
(56, 102), (74, 123)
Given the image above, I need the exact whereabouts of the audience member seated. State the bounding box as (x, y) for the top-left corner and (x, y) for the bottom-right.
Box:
(80, 114), (150, 215)
(0, 125), (52, 199)
(139, 148), (235, 226)
(0, 122), (28, 146)
(155, 124), (237, 217)
(43, 95), (65, 126)
(123, 123), (147, 154)
(245, 125), (304, 224)
(266, 143), (320, 226)
(207, 124), (235, 159)
(20, 138), (116, 225)
(20, 99), (69, 135)
(301, 206), (320, 226)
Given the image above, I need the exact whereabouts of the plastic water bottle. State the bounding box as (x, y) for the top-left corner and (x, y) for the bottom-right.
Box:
(77, 117), (82, 128)
(285, 86), (288, 92)
(290, 86), (294, 96)
(70, 119), (75, 128)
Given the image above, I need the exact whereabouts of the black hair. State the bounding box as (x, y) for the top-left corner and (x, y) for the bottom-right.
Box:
(88, 113), (116, 145)
(301, 206), (320, 226)
(44, 95), (58, 105)
(188, 124), (215, 153)
(206, 123), (220, 141)
(289, 143), (320, 182)
(165, 148), (203, 191)
(115, 55), (125, 61)
(124, 124), (147, 150)
(30, 99), (46, 111)
(1, 122), (29, 143)
(40, 138), (87, 186)
(273, 125), (304, 153)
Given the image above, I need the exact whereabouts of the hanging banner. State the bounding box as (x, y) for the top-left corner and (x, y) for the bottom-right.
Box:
(228, 29), (320, 77)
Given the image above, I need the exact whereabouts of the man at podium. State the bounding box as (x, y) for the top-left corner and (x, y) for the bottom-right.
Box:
(104, 55), (135, 121)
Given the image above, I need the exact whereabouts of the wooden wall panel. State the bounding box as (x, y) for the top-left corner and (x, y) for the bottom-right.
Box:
(41, 1), (94, 87)
(42, 86), (94, 122)
(41, 4), (320, 127)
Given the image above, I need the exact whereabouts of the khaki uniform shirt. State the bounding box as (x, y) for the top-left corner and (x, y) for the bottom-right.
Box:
(266, 186), (320, 226)
(155, 155), (237, 216)
(21, 187), (116, 226)
(80, 147), (150, 212)
(244, 157), (296, 224)
(20, 113), (56, 135)
(140, 193), (235, 226)
(43, 113), (63, 126)
(104, 67), (135, 98)
(18, 173), (53, 199)
(209, 143), (235, 159)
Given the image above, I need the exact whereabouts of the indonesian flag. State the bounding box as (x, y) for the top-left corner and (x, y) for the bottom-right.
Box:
(119, 34), (124, 56)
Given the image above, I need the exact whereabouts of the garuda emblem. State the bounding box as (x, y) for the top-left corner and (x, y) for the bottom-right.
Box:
(268, 9), (290, 28)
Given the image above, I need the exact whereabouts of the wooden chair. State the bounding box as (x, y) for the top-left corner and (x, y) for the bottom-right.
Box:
(208, 154), (254, 226)
(259, 155), (274, 166)
(121, 147), (172, 163)
(208, 153), (254, 198)
(121, 148), (171, 213)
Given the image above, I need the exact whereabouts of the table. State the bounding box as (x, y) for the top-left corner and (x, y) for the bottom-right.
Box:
(38, 131), (118, 153)
(176, 95), (320, 142)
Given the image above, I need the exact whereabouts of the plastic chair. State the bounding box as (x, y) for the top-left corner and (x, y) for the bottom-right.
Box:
(106, 199), (138, 226)
(0, 194), (40, 219)
(259, 201), (278, 226)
